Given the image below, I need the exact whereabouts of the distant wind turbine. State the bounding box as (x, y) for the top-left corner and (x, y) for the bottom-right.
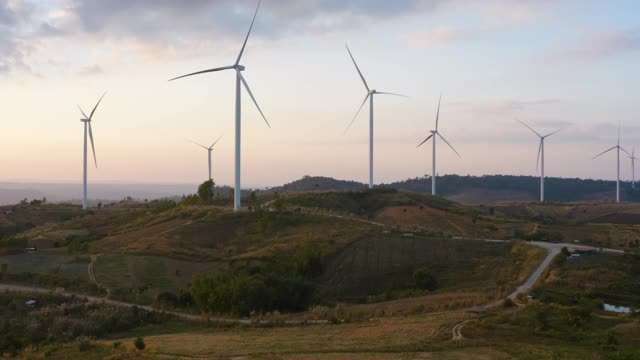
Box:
(517, 120), (562, 202)
(189, 136), (222, 182)
(77, 93), (106, 210)
(593, 121), (630, 203)
(169, 0), (270, 212)
(417, 95), (461, 196)
(344, 44), (407, 189)
(629, 146), (637, 190)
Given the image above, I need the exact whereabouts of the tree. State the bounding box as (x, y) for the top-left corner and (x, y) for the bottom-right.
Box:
(273, 193), (285, 212)
(134, 337), (145, 350)
(413, 267), (438, 291)
(198, 180), (215, 202)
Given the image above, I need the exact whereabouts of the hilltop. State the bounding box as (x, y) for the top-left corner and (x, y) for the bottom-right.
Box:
(260, 175), (640, 204)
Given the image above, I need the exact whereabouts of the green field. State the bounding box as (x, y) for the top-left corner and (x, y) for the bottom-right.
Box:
(0, 252), (88, 279)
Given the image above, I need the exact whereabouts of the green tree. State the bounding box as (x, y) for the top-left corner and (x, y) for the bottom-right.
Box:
(134, 337), (145, 350)
(273, 193), (285, 212)
(413, 267), (438, 291)
(197, 179), (215, 202)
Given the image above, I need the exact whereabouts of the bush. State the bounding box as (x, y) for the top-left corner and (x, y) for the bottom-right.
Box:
(198, 180), (215, 202)
(134, 337), (145, 350)
(503, 298), (516, 308)
(413, 267), (438, 291)
(77, 339), (92, 352)
(191, 262), (315, 316)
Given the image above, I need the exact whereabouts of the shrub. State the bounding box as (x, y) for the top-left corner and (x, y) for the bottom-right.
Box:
(503, 298), (516, 308)
(198, 180), (215, 202)
(134, 337), (145, 350)
(77, 339), (92, 352)
(413, 267), (438, 291)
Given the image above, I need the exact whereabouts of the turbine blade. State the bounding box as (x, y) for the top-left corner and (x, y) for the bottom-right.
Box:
(437, 132), (461, 158)
(345, 44), (370, 92)
(618, 120), (621, 146)
(235, 0), (261, 66)
(89, 92), (107, 120)
(376, 91), (409, 98)
(210, 135), (223, 149)
(88, 122), (97, 168)
(189, 140), (209, 150)
(543, 128), (563, 138)
(517, 119), (542, 138)
(344, 93), (370, 134)
(77, 106), (88, 119)
(240, 73), (271, 128)
(417, 134), (434, 148)
(536, 139), (542, 172)
(169, 65), (235, 81)
(621, 147), (632, 157)
(435, 94), (442, 131)
(593, 146), (617, 159)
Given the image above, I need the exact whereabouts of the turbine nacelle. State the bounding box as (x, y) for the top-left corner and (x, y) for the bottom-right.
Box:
(236, 65), (246, 71)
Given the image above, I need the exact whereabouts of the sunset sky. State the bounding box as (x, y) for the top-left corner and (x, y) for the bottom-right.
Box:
(1, 0), (639, 187)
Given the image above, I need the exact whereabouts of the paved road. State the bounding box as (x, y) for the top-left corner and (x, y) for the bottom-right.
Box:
(509, 241), (624, 300)
(451, 241), (625, 340)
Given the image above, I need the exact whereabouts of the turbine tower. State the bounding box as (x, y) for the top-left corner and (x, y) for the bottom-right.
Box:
(517, 120), (562, 202)
(629, 146), (637, 190)
(344, 44), (407, 189)
(190, 136), (222, 181)
(417, 95), (461, 196)
(593, 122), (630, 203)
(170, 0), (270, 211)
(77, 93), (106, 210)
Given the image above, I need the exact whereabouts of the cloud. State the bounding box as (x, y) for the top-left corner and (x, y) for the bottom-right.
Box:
(543, 28), (640, 62)
(450, 98), (561, 115)
(403, 26), (465, 48)
(76, 64), (103, 76)
(0, 0), (22, 73)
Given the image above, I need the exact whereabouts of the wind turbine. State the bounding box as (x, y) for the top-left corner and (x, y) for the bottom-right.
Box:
(189, 136), (222, 181)
(77, 93), (106, 210)
(169, 0), (270, 212)
(344, 44), (407, 189)
(417, 95), (461, 196)
(517, 120), (562, 202)
(629, 146), (637, 190)
(593, 122), (630, 203)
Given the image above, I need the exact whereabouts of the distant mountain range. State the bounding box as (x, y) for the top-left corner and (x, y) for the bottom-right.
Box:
(265, 175), (640, 204)
(1, 175), (638, 206)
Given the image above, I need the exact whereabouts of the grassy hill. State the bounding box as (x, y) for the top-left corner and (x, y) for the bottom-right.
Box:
(1, 189), (640, 359)
(259, 175), (640, 204)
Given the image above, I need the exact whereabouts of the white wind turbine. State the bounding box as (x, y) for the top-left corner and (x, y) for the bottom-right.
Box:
(517, 120), (562, 202)
(189, 136), (222, 182)
(593, 122), (630, 203)
(629, 146), (637, 190)
(77, 93), (106, 210)
(417, 95), (461, 196)
(344, 44), (407, 189)
(170, 0), (270, 211)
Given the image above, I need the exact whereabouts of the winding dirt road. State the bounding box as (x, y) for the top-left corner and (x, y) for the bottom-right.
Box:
(0, 240), (624, 330)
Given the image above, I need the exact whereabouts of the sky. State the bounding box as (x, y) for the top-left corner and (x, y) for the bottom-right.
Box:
(0, 0), (639, 188)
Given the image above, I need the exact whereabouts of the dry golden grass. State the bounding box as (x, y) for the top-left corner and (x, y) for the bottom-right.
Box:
(134, 312), (469, 358)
